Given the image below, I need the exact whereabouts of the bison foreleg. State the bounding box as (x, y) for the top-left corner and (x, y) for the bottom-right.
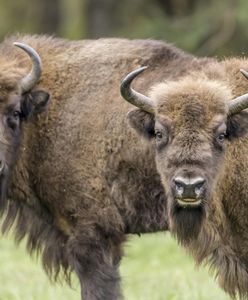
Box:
(68, 237), (123, 300)
(77, 260), (121, 300)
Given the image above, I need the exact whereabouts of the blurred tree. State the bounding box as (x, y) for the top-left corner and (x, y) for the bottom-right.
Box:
(35, 0), (62, 34)
(85, 0), (122, 38)
(196, 0), (237, 55)
(156, 0), (197, 16)
(0, 0), (247, 57)
(60, 0), (85, 39)
(0, 0), (62, 38)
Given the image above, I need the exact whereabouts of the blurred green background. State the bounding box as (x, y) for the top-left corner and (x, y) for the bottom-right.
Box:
(0, 233), (229, 300)
(0, 0), (247, 57)
(0, 0), (244, 299)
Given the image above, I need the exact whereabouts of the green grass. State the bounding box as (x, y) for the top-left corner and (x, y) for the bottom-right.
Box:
(0, 232), (229, 300)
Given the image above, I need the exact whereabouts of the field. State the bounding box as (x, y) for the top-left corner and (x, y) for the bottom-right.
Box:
(0, 232), (229, 300)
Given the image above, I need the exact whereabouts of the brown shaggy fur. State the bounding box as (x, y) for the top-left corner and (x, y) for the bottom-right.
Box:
(0, 34), (213, 300)
(129, 58), (248, 299)
(0, 34), (246, 299)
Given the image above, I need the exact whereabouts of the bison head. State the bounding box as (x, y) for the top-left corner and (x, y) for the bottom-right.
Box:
(121, 67), (248, 244)
(0, 43), (50, 208)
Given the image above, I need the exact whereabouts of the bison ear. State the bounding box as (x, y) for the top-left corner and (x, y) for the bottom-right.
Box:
(127, 109), (155, 139)
(227, 111), (248, 140)
(21, 90), (50, 119)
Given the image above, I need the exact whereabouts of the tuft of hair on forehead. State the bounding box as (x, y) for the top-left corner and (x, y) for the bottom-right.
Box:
(149, 77), (232, 118)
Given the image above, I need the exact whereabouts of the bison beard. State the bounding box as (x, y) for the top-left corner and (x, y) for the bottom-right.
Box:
(169, 202), (206, 245)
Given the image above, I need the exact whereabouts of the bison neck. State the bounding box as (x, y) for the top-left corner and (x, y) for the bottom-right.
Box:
(104, 139), (168, 234)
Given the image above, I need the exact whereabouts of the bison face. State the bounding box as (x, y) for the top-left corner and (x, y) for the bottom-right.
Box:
(121, 67), (248, 244)
(0, 43), (50, 209)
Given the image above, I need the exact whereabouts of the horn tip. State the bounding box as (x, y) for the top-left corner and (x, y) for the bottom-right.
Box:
(240, 69), (248, 80)
(13, 42), (24, 48)
(138, 66), (148, 73)
(121, 66), (148, 83)
(13, 42), (32, 53)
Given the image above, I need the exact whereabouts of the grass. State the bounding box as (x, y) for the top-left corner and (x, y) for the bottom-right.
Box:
(0, 232), (229, 300)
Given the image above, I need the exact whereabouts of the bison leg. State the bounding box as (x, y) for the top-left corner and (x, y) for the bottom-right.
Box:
(69, 237), (123, 300)
(77, 259), (121, 300)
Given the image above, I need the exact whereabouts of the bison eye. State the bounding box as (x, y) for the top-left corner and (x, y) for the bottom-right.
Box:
(216, 133), (226, 143)
(13, 111), (20, 119)
(155, 130), (169, 148)
(155, 131), (163, 140)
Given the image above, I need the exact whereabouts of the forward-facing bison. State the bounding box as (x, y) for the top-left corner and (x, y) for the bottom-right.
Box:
(0, 34), (248, 299)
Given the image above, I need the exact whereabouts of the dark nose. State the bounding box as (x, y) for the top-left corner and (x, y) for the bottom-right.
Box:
(173, 176), (205, 199)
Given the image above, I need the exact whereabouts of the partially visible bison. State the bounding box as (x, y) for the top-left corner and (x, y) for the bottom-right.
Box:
(0, 34), (248, 299)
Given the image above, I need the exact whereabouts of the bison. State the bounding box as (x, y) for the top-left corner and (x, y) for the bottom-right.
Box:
(0, 34), (247, 299)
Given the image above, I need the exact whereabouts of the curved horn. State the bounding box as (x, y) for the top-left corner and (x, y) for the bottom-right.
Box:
(14, 42), (42, 93)
(228, 69), (248, 115)
(120, 66), (155, 113)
